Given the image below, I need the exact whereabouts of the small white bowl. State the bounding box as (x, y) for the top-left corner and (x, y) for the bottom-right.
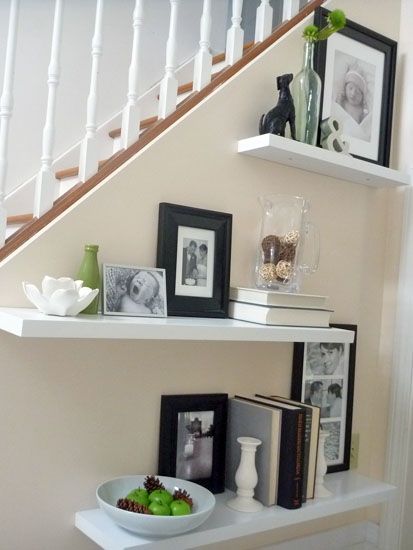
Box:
(96, 475), (215, 537)
(22, 276), (99, 316)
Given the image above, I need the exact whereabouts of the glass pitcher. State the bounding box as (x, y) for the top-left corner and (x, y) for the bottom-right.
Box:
(254, 194), (319, 293)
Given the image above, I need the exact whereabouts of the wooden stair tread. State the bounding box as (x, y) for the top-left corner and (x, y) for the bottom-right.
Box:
(55, 151), (124, 181)
(108, 116), (157, 139)
(0, 0), (324, 263)
(7, 214), (34, 225)
(212, 39), (254, 65)
(109, 68), (225, 141)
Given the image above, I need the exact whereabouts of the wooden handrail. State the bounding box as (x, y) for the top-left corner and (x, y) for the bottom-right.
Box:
(0, 0), (324, 263)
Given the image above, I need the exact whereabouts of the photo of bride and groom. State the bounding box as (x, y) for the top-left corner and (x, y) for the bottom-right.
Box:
(182, 239), (208, 287)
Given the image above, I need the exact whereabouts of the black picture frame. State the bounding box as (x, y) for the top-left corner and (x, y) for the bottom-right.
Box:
(157, 394), (228, 494)
(314, 7), (397, 167)
(156, 203), (232, 317)
(291, 324), (357, 473)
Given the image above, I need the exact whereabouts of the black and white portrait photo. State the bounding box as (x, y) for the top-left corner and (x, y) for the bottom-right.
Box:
(175, 226), (215, 298)
(321, 33), (383, 162)
(305, 341), (347, 376)
(304, 378), (345, 419)
(330, 51), (375, 143)
(315, 8), (397, 166)
(103, 264), (167, 317)
(175, 410), (215, 481)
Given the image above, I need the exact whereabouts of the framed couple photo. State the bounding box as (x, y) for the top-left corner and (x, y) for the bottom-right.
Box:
(158, 394), (228, 493)
(157, 203), (232, 317)
(291, 324), (357, 473)
(314, 8), (397, 167)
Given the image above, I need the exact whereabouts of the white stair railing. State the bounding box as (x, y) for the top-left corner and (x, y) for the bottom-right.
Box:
(283, 0), (300, 21)
(255, 0), (273, 43)
(225, 0), (244, 66)
(34, 0), (64, 218)
(78, 0), (104, 182)
(193, 0), (212, 92)
(158, 0), (181, 119)
(0, 0), (318, 250)
(120, 0), (145, 150)
(0, 0), (20, 247)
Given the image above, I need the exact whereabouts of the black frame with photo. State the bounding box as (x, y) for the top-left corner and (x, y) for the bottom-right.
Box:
(158, 394), (228, 493)
(314, 7), (397, 167)
(291, 324), (357, 473)
(156, 203), (232, 317)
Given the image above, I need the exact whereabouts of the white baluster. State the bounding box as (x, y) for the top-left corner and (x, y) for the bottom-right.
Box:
(79, 0), (104, 182)
(33, 0), (64, 218)
(255, 0), (273, 43)
(282, 0), (300, 21)
(120, 0), (144, 150)
(225, 0), (244, 66)
(0, 0), (19, 247)
(158, 0), (181, 119)
(193, 0), (212, 92)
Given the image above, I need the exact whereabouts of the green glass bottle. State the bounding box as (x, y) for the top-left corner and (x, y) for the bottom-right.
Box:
(77, 244), (100, 314)
(291, 41), (322, 145)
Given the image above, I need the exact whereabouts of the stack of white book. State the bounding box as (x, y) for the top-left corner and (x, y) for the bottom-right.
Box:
(229, 287), (333, 327)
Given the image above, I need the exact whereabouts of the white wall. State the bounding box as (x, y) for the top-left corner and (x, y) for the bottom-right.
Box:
(0, 0), (229, 197)
(0, 1), (403, 548)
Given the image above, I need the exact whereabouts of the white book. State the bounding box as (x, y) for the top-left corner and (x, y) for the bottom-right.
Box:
(229, 301), (333, 327)
(230, 286), (328, 309)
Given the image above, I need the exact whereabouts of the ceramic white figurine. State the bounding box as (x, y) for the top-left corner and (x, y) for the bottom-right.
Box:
(22, 276), (99, 316)
(227, 436), (263, 512)
(314, 430), (333, 498)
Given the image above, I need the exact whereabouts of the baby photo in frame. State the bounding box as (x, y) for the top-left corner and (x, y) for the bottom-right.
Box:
(103, 264), (167, 317)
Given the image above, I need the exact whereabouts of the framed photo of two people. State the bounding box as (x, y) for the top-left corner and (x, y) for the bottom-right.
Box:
(157, 203), (232, 317)
(291, 324), (357, 473)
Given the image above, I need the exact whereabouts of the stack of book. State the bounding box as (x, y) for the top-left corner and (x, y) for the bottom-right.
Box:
(226, 394), (320, 510)
(229, 286), (333, 327)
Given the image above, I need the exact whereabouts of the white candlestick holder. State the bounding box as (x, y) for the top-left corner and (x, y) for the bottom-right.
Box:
(227, 436), (263, 512)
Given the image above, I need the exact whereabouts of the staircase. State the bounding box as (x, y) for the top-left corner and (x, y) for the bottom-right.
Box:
(0, 0), (323, 264)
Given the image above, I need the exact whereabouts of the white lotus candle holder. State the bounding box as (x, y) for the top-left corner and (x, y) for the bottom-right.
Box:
(22, 276), (99, 317)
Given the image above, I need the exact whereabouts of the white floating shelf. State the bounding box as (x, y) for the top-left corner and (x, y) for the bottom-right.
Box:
(75, 472), (396, 550)
(0, 307), (354, 342)
(238, 134), (410, 188)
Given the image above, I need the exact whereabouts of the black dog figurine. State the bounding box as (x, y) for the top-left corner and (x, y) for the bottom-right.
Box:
(259, 73), (296, 139)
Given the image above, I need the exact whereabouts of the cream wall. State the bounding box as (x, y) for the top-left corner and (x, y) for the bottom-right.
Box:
(0, 1), (403, 548)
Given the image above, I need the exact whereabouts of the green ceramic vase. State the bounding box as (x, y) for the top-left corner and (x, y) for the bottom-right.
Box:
(77, 244), (100, 314)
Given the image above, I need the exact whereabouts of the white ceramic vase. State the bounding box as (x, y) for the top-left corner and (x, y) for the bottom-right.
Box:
(227, 436), (263, 512)
(314, 430), (333, 498)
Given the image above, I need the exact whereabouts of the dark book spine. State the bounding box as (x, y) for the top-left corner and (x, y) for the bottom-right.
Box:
(301, 410), (311, 502)
(277, 409), (305, 510)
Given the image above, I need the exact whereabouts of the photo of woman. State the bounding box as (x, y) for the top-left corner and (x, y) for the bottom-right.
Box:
(330, 52), (375, 143)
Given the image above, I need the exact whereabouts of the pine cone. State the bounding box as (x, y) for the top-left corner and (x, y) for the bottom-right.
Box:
(116, 498), (152, 514)
(143, 475), (165, 493)
(173, 489), (193, 508)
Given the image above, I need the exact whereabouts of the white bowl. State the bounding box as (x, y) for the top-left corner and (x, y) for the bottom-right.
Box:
(96, 475), (215, 537)
(22, 276), (99, 316)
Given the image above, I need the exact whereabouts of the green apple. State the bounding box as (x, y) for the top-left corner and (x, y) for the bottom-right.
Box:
(148, 501), (170, 516)
(148, 489), (173, 506)
(170, 499), (191, 516)
(126, 488), (149, 506)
